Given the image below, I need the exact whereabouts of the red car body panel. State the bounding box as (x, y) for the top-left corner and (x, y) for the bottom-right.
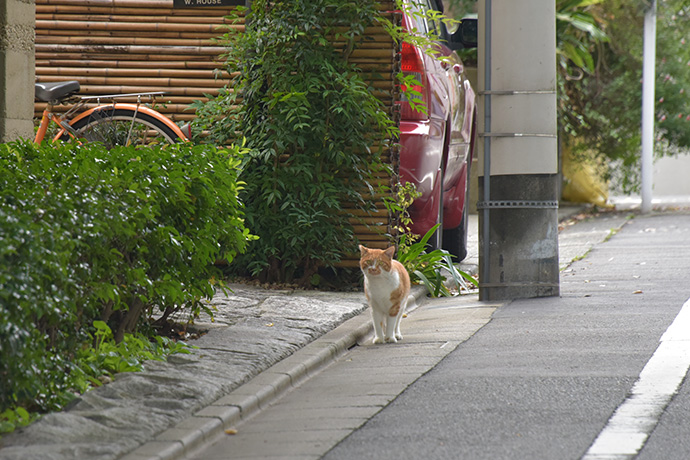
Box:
(399, 120), (444, 237)
(398, 0), (476, 256)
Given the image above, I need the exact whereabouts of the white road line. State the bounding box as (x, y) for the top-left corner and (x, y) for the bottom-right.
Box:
(582, 298), (690, 460)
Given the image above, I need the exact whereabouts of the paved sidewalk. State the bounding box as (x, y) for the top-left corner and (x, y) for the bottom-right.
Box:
(0, 205), (622, 460)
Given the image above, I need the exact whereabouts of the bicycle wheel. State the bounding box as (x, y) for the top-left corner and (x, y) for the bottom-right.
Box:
(61, 107), (182, 148)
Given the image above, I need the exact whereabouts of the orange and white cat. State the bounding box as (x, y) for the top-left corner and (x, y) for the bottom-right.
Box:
(359, 245), (412, 344)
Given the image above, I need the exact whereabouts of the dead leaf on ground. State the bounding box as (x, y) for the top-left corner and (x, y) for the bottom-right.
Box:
(225, 428), (238, 435)
(633, 290), (643, 294)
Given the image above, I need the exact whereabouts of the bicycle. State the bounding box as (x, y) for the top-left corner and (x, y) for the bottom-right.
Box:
(34, 80), (189, 147)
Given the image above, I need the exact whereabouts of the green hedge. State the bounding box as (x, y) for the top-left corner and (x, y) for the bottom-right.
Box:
(0, 140), (251, 413)
(192, 0), (396, 285)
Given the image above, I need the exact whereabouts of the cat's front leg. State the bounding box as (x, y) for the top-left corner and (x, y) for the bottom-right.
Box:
(371, 308), (385, 344)
(384, 314), (399, 343)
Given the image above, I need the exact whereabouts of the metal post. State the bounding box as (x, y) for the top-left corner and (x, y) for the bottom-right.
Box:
(641, 0), (656, 214)
(481, 0), (492, 292)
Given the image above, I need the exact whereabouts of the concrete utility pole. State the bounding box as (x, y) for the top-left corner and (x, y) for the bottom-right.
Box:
(640, 0), (657, 214)
(477, 0), (560, 301)
(0, 0), (35, 142)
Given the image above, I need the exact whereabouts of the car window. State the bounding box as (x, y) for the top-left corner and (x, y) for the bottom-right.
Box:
(423, 0), (438, 37)
(408, 0), (446, 39)
(406, 0), (429, 35)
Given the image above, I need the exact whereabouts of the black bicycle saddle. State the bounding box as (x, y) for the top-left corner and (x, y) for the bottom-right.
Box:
(35, 81), (81, 102)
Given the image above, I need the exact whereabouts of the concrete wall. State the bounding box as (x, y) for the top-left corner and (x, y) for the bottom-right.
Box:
(653, 154), (690, 196)
(0, 0), (35, 142)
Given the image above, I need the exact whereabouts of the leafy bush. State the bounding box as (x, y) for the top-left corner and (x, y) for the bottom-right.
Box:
(0, 140), (250, 415)
(0, 407), (34, 436)
(71, 321), (192, 392)
(192, 0), (396, 285)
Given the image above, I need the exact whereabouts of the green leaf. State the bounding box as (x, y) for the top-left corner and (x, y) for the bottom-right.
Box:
(92, 321), (110, 332)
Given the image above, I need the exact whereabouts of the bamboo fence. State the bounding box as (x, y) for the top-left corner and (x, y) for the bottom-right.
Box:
(35, 0), (401, 266)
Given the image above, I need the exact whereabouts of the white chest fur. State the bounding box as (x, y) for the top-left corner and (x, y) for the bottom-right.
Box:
(363, 269), (401, 311)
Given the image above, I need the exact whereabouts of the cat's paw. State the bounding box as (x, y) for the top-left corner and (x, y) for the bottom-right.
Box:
(373, 336), (384, 345)
(384, 336), (398, 344)
(395, 333), (403, 341)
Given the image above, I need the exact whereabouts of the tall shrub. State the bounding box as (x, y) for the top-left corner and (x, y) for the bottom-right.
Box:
(0, 140), (251, 412)
(193, 0), (397, 285)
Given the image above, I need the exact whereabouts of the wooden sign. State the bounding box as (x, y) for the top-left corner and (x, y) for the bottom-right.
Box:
(173, 0), (245, 7)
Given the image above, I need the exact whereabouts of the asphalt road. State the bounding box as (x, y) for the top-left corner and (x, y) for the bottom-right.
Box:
(323, 212), (690, 460)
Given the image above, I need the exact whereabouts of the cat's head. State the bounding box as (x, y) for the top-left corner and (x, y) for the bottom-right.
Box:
(358, 245), (396, 276)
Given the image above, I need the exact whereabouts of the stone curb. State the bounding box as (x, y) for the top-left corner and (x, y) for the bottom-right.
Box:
(119, 286), (430, 460)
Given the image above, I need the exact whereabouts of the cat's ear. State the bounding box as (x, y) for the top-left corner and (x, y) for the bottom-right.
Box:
(384, 246), (396, 259)
(359, 245), (368, 255)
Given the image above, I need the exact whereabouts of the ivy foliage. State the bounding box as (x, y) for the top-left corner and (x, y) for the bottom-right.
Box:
(192, 0), (397, 286)
(0, 140), (250, 416)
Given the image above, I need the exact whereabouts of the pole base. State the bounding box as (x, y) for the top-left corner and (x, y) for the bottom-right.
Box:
(478, 173), (560, 301)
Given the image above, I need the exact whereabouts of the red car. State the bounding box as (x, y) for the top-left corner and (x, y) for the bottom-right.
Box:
(398, 0), (477, 260)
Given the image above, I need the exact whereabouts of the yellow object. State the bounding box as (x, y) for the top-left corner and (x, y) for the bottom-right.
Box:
(561, 143), (610, 206)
